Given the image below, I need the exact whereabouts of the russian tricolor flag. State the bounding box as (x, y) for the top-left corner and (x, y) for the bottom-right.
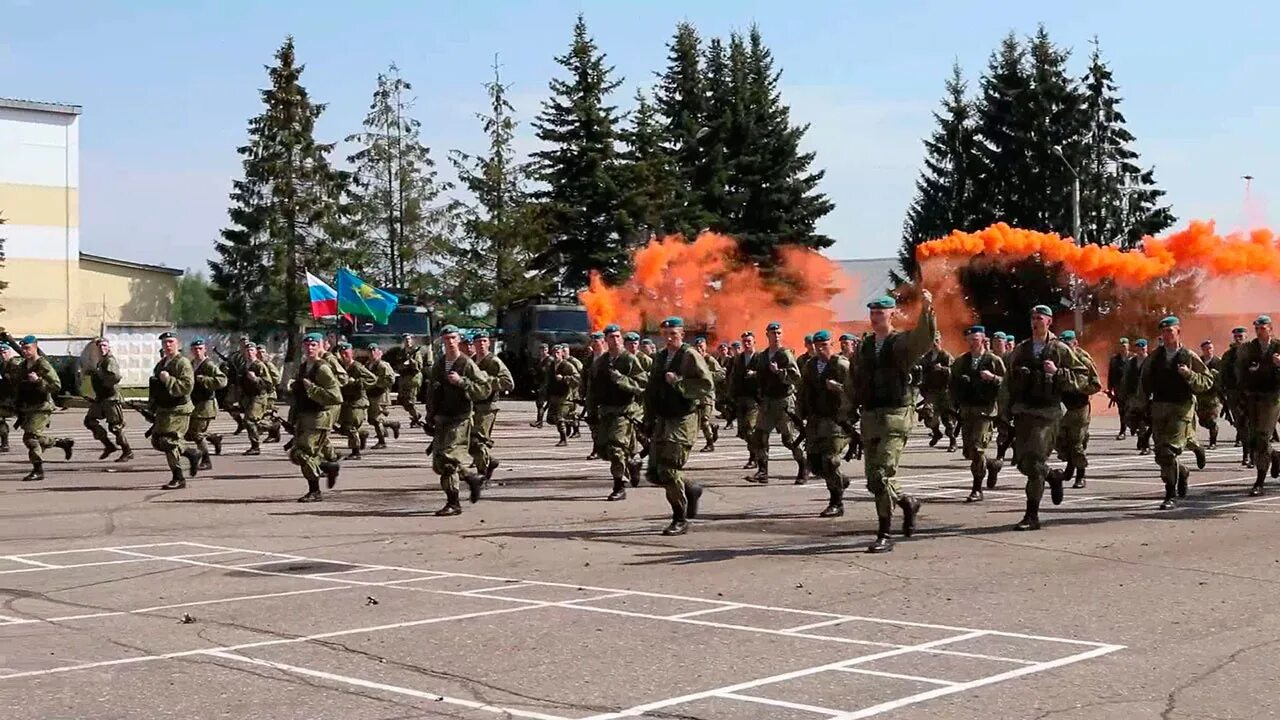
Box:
(307, 272), (338, 318)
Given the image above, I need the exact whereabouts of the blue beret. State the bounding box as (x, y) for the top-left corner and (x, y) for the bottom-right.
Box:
(741, 331), (754, 338)
(1031, 305), (1054, 317)
(189, 337), (206, 347)
(366, 342), (380, 350)
(718, 342), (728, 349)
(1233, 326), (1248, 334)
(439, 325), (460, 336)
(17, 335), (36, 346)
(839, 333), (855, 341)
(336, 341), (353, 350)
(1060, 330), (1076, 340)
(303, 332), (324, 343)
(159, 331), (177, 341)
(1158, 316), (1179, 328)
(660, 316), (683, 328)
(471, 330), (489, 339)
(603, 324), (621, 334)
(1006, 335), (1016, 343)
(1256, 315), (1272, 326)
(991, 331), (1006, 340)
(804, 334), (814, 343)
(641, 338), (656, 346)
(965, 325), (986, 336)
(1135, 338), (1148, 347)
(867, 296), (896, 310)
(589, 331), (604, 339)
(623, 331), (640, 341)
(459, 334), (473, 343)
(811, 329), (832, 342)
(766, 322), (781, 331)
(730, 341), (741, 348)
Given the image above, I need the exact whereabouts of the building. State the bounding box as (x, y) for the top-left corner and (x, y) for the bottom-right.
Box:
(831, 257), (900, 326)
(0, 97), (182, 343)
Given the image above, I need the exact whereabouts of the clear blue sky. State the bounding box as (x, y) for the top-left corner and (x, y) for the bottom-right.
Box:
(2, 0), (1277, 273)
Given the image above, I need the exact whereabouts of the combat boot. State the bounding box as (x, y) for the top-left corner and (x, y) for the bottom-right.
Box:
(1177, 464), (1190, 498)
(115, 448), (134, 463)
(1270, 450), (1280, 479)
(209, 434), (223, 456)
(1251, 462), (1266, 496)
(346, 449), (363, 461)
(1192, 444), (1207, 470)
(898, 495), (921, 537)
(265, 425), (281, 444)
(463, 472), (483, 503)
(22, 463), (44, 482)
(743, 455), (757, 470)
(867, 516), (893, 553)
(183, 448), (201, 477)
(482, 458), (500, 487)
(793, 449), (808, 485)
(748, 457), (769, 483)
(711, 425), (719, 445)
(966, 470), (983, 503)
(1208, 424), (1218, 450)
(98, 440), (118, 460)
(607, 478), (627, 501)
(819, 487), (844, 517)
(233, 416), (248, 435)
(197, 453), (213, 472)
(928, 427), (943, 447)
(628, 459), (642, 487)
(387, 420), (401, 439)
(1047, 469), (1066, 505)
(1014, 498), (1040, 531)
(243, 444), (261, 456)
(372, 439), (388, 450)
(435, 489), (462, 516)
(55, 438), (74, 460)
(1072, 464), (1086, 489)
(1063, 462), (1076, 487)
(685, 483), (703, 519)
(320, 461), (340, 489)
(986, 459), (1003, 489)
(162, 467), (186, 490)
(1159, 478), (1176, 510)
(945, 427), (957, 453)
(662, 502), (689, 535)
(555, 425), (568, 447)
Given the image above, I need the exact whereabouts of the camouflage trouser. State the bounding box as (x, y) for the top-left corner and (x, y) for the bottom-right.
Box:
(336, 404), (369, 455)
(0, 406), (13, 447)
(862, 406), (915, 519)
(919, 391), (955, 436)
(368, 399), (390, 442)
(85, 399), (130, 451)
(646, 413), (698, 513)
(185, 415), (217, 459)
(1125, 399), (1151, 451)
(755, 395), (803, 469)
(1151, 401), (1194, 486)
(468, 405), (498, 474)
(396, 376), (422, 421)
(433, 414), (472, 495)
(21, 410), (57, 465)
(735, 397), (760, 446)
(151, 410), (191, 472)
(289, 410), (331, 484)
(242, 394), (268, 447)
(804, 417), (849, 498)
(1245, 395), (1280, 470)
(597, 408), (638, 480)
(1195, 396), (1221, 446)
(1055, 404), (1091, 470)
(547, 395), (574, 425)
(959, 408), (995, 484)
(1013, 413), (1059, 506)
(697, 398), (717, 445)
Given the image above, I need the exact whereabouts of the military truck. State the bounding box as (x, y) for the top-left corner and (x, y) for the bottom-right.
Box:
(496, 296), (590, 397)
(336, 303), (433, 358)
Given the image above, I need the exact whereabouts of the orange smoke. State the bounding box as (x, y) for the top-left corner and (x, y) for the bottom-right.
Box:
(579, 232), (852, 339)
(916, 220), (1280, 285)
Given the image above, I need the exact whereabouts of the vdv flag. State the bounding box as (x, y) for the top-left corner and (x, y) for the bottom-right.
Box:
(306, 272), (338, 318)
(336, 268), (399, 324)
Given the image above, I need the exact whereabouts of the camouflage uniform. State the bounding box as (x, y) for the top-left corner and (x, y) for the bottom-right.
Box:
(387, 343), (427, 426)
(798, 343), (854, 517)
(1196, 352), (1223, 448)
(290, 351), (344, 501)
(545, 351), (580, 445)
(1220, 338), (1249, 465)
(1236, 330), (1280, 494)
(587, 347), (648, 500)
(0, 351), (17, 452)
(1142, 334), (1214, 507)
(15, 344), (73, 480)
(336, 355), (377, 459)
(469, 349), (515, 483)
(728, 347), (762, 471)
(950, 341), (1006, 501)
(187, 349), (227, 469)
(363, 352), (399, 448)
(426, 347), (490, 515)
(85, 351), (131, 460)
(916, 346), (957, 451)
(643, 326), (714, 535)
(698, 353), (724, 451)
(1124, 349), (1152, 454)
(150, 346), (202, 489)
(1056, 341), (1102, 488)
(752, 344), (807, 482)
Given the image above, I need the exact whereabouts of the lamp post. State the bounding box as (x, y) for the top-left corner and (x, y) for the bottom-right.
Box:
(1054, 146), (1084, 334)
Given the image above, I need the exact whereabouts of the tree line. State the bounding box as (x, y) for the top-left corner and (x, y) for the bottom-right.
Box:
(206, 15), (834, 341)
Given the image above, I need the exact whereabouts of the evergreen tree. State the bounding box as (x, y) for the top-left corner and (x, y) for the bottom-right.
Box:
(447, 57), (548, 320)
(209, 36), (350, 353)
(618, 88), (677, 242)
(894, 62), (979, 283)
(970, 32), (1034, 228)
(1024, 25), (1085, 236)
(346, 63), (452, 289)
(698, 37), (732, 230)
(530, 13), (629, 289)
(652, 22), (711, 238)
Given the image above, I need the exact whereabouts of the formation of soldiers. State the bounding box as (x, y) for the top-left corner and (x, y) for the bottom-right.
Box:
(3, 298), (1277, 552)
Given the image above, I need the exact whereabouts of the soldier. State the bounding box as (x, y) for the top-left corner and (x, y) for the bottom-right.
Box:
(238, 343), (274, 455)
(692, 336), (722, 452)
(1005, 306), (1089, 531)
(256, 344), (283, 443)
(1137, 317), (1213, 509)
(587, 324), (648, 500)
(84, 337), (132, 461)
(469, 331), (514, 485)
(363, 344), (400, 449)
(713, 341), (734, 430)
(1197, 339), (1224, 449)
(643, 316), (713, 535)
(839, 332), (865, 463)
(724, 340), (741, 431)
(1124, 339), (1153, 455)
(565, 345), (586, 439)
(730, 331), (763, 473)
(150, 332), (203, 490)
(839, 333), (857, 361)
(753, 322), (807, 483)
(582, 331), (606, 458)
(425, 325), (490, 516)
(627, 333), (652, 372)
(1236, 315), (1280, 495)
(15, 336), (74, 481)
(917, 333), (957, 451)
(545, 345), (579, 447)
(387, 333), (427, 427)
(993, 332), (1015, 462)
(798, 330), (854, 517)
(187, 337), (227, 471)
(851, 294), (934, 553)
(1055, 330), (1102, 489)
(797, 334), (815, 369)
(291, 333), (343, 502)
(224, 335), (252, 435)
(334, 341), (377, 460)
(1221, 326), (1249, 463)
(950, 325), (1006, 502)
(1107, 338), (1132, 439)
(530, 343), (552, 428)
(0, 342), (17, 452)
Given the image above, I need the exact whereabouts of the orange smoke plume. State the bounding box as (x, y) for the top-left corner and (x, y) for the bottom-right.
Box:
(579, 233), (852, 340)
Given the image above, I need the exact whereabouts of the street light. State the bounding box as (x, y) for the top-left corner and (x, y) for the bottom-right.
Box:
(1053, 146), (1085, 334)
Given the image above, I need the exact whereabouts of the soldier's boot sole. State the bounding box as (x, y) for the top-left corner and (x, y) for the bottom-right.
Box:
(606, 481), (627, 501)
(1158, 498), (1176, 510)
(1177, 465), (1190, 498)
(966, 490), (983, 503)
(243, 447), (261, 456)
(685, 485), (703, 520)
(661, 521), (688, 536)
(1250, 482), (1264, 497)
(898, 496), (921, 537)
(297, 491), (322, 503)
(1047, 470), (1066, 506)
(22, 469), (44, 482)
(197, 457), (213, 472)
(98, 443), (118, 460)
(867, 519), (893, 553)
(162, 478), (187, 490)
(1013, 515), (1041, 531)
(115, 451), (134, 463)
(819, 504), (843, 518)
(699, 444), (714, 453)
(371, 442), (388, 450)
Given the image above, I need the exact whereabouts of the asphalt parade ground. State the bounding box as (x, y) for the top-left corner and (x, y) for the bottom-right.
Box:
(1, 403), (1277, 719)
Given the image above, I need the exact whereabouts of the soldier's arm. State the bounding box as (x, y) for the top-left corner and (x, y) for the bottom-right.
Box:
(461, 362), (493, 402)
(252, 363), (274, 391)
(710, 357), (727, 383)
(102, 356), (123, 386)
(795, 363), (810, 418)
(584, 359), (601, 415)
(611, 356), (646, 397)
(164, 358), (195, 397)
(778, 349), (801, 386)
(1183, 353), (1216, 395)
(674, 349), (714, 401)
(37, 360), (62, 394)
(947, 356), (964, 398)
(307, 364), (345, 406)
(1139, 353), (1156, 399)
(375, 363), (395, 390)
(561, 362), (580, 390)
(495, 359), (515, 395)
(896, 302), (939, 369)
(1235, 345), (1251, 389)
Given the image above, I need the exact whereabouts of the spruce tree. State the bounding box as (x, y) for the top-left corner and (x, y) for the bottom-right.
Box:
(652, 22), (710, 238)
(971, 32), (1034, 228)
(698, 37), (733, 231)
(448, 57), (548, 319)
(618, 88), (677, 243)
(1024, 25), (1086, 236)
(346, 63), (452, 289)
(209, 36), (350, 351)
(530, 13), (629, 289)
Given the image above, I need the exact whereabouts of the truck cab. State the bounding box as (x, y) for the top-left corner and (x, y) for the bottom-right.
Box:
(496, 297), (590, 396)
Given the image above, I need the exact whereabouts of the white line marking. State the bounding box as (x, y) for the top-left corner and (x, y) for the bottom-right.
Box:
(4, 557), (61, 568)
(834, 667), (959, 686)
(461, 582), (538, 595)
(0, 614), (25, 623)
(305, 567), (384, 578)
(718, 691), (840, 715)
(204, 651), (573, 720)
(824, 644), (1126, 719)
(667, 604), (744, 619)
(1, 542), (195, 558)
(577, 631), (989, 720)
(0, 549), (245, 575)
(921, 648), (1038, 666)
(783, 617), (853, 633)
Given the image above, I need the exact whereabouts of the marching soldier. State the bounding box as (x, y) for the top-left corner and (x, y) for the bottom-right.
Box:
(1197, 339), (1223, 449)
(1221, 326), (1249, 463)
(545, 345), (579, 447)
(582, 331), (606, 458)
(724, 340), (741, 430)
(425, 325), (490, 516)
(643, 316), (713, 536)
(917, 333), (957, 451)
(839, 332), (864, 462)
(753, 322), (807, 484)
(1124, 339), (1152, 455)
(1107, 338), (1132, 439)
(993, 332), (1015, 461)
(692, 336), (722, 452)
(586, 324), (648, 500)
(151, 332), (203, 490)
(84, 337), (132, 461)
(187, 337), (227, 470)
(335, 341), (377, 460)
(256, 344), (283, 443)
(363, 344), (401, 449)
(730, 331), (763, 472)
(530, 343), (552, 428)
(387, 333), (427, 427)
(469, 331), (514, 485)
(15, 336), (74, 481)
(797, 334), (815, 368)
(1056, 330), (1102, 489)
(238, 343), (274, 455)
(0, 342), (17, 452)
(565, 346), (585, 439)
(1236, 315), (1280, 495)
(291, 333), (343, 502)
(224, 335), (252, 435)
(851, 294), (934, 553)
(950, 325), (1005, 502)
(798, 330), (854, 517)
(627, 333), (653, 373)
(1141, 316), (1215, 509)
(1004, 305), (1089, 531)
(714, 341), (734, 432)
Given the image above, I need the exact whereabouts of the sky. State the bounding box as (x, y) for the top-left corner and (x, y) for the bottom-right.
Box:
(2, 0), (1278, 274)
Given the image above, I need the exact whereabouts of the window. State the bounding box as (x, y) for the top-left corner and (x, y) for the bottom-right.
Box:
(534, 309), (589, 333)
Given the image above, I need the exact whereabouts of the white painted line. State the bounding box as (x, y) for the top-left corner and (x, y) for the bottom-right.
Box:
(4, 557), (61, 568)
(0, 558), (153, 575)
(305, 567), (385, 578)
(461, 582), (538, 595)
(667, 604), (744, 619)
(922, 648), (1038, 666)
(204, 651), (573, 720)
(2, 542), (195, 558)
(0, 614), (25, 623)
(835, 667), (959, 686)
(577, 631), (989, 720)
(783, 617), (853, 633)
(718, 691), (840, 715)
(825, 644), (1126, 719)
